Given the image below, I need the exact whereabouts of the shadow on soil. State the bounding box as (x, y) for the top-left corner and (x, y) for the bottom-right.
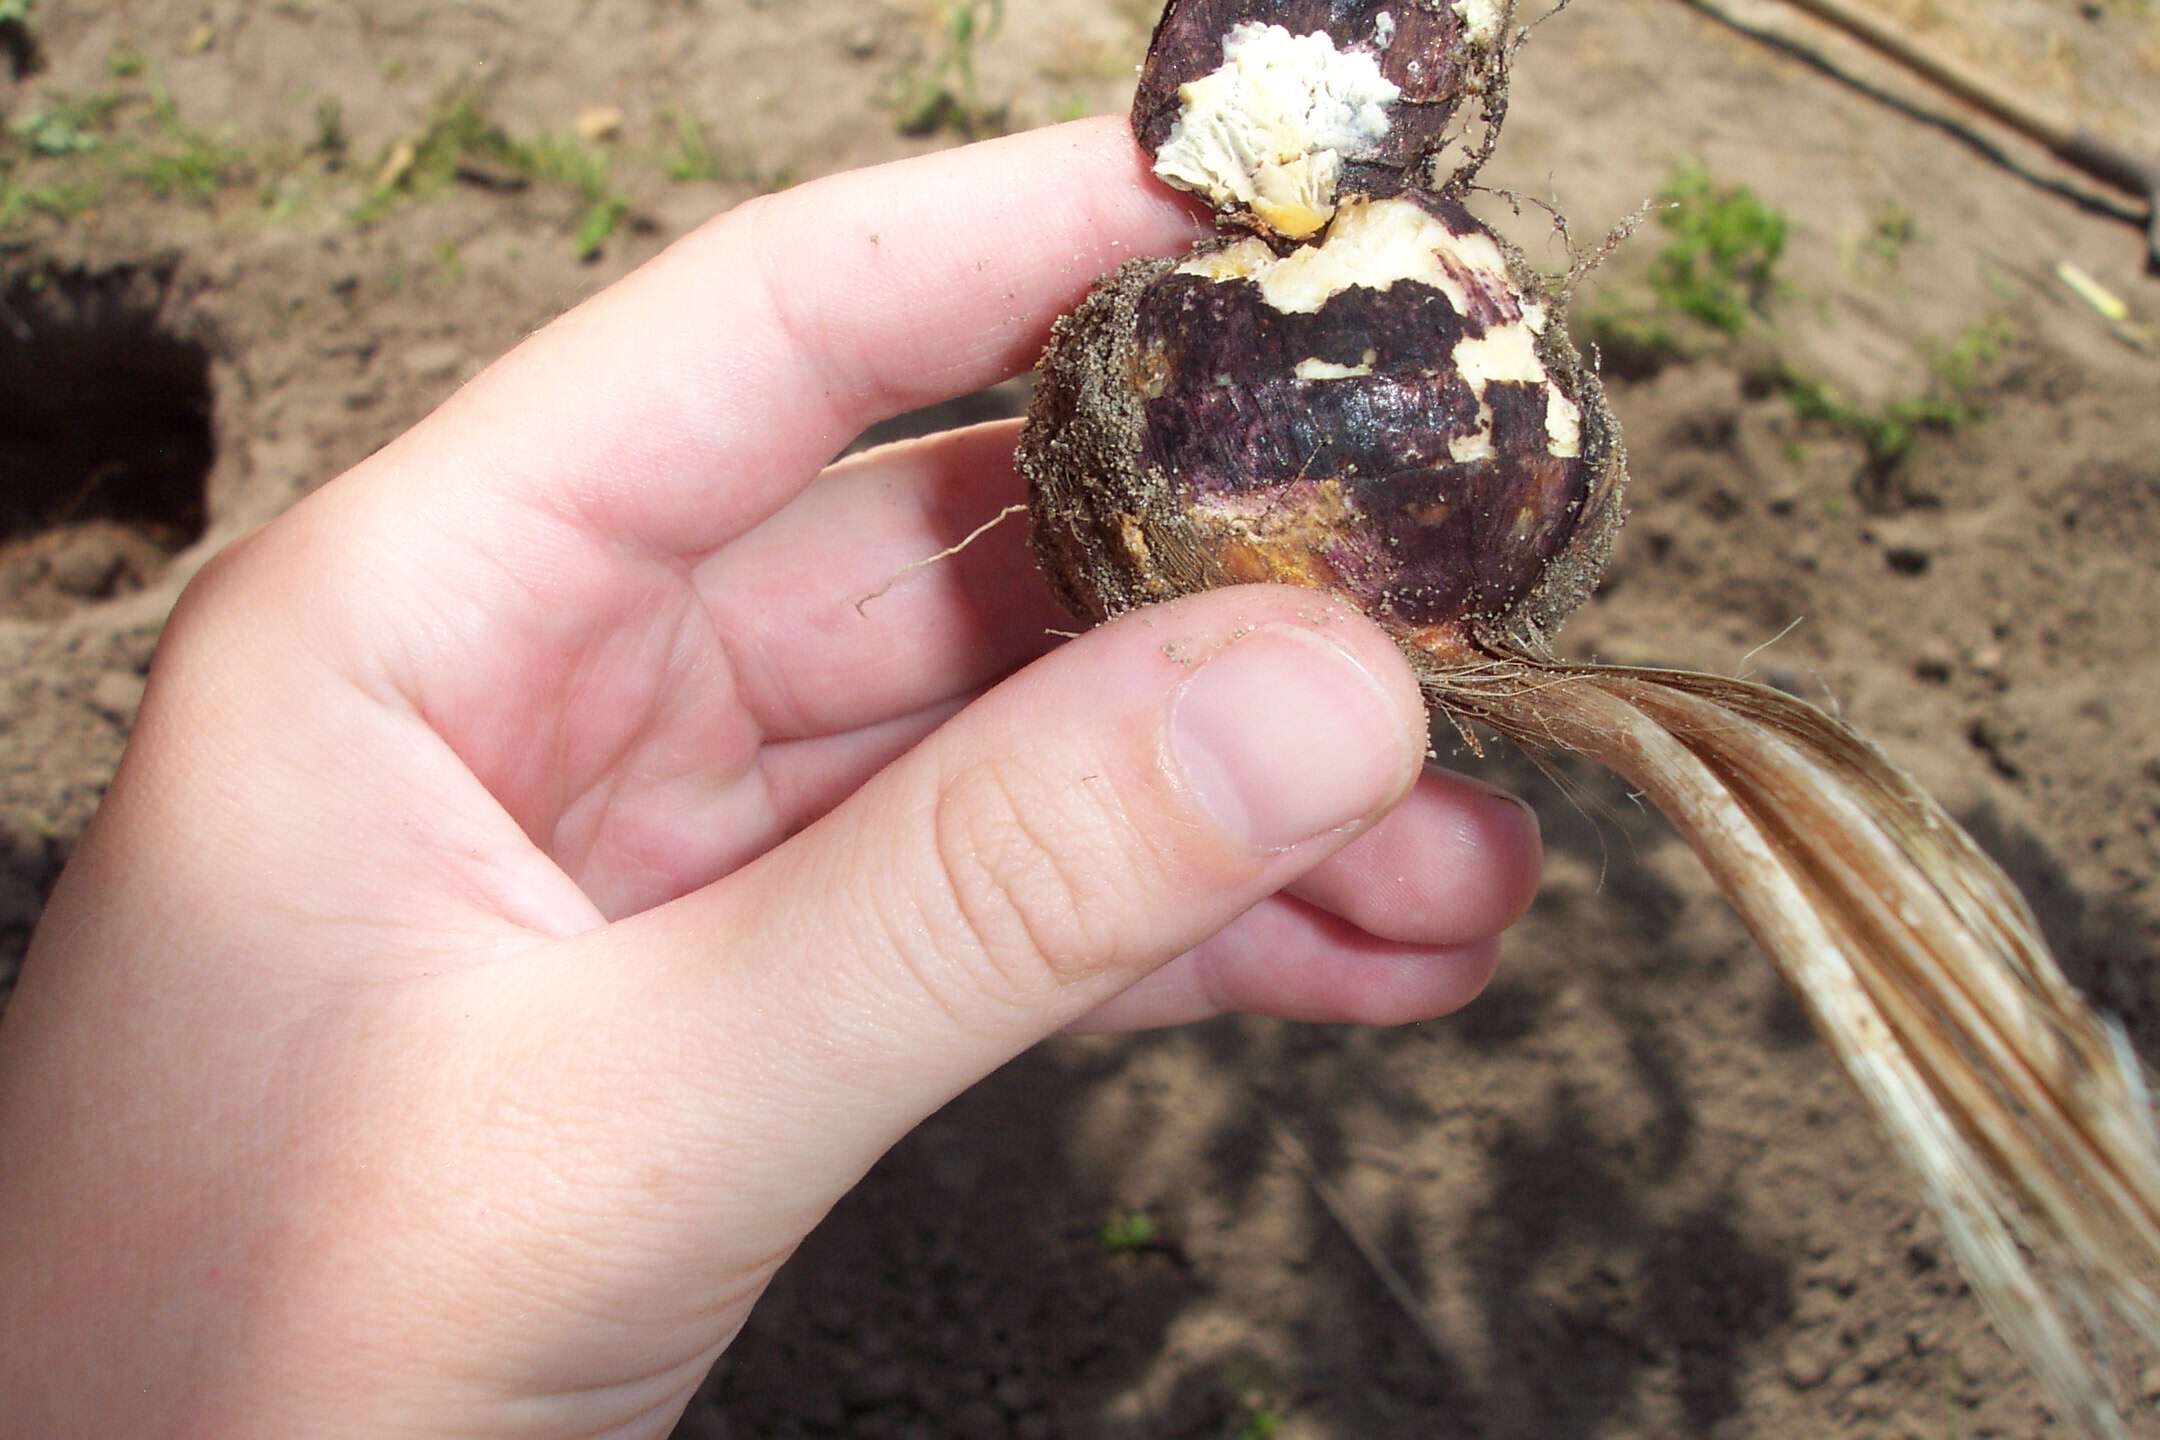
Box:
(1959, 802), (2160, 1061)
(0, 812), (62, 1004)
(679, 736), (1801, 1437)
(690, 1016), (1795, 1439)
(684, 712), (2152, 1437)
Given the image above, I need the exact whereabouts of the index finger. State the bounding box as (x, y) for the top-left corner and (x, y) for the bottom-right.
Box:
(381, 117), (1205, 556)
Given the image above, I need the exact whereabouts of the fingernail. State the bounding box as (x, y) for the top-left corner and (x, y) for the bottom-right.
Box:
(1169, 624), (1417, 852)
(1453, 770), (1542, 826)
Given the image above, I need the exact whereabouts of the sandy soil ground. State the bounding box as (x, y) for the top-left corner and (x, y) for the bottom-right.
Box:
(4, 1), (2159, 1435)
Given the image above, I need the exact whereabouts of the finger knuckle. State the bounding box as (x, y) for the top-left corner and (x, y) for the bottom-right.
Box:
(153, 531), (272, 686)
(164, 531), (255, 635)
(924, 757), (1136, 998)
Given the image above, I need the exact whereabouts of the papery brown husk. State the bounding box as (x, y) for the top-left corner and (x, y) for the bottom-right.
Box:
(1433, 653), (2160, 1438)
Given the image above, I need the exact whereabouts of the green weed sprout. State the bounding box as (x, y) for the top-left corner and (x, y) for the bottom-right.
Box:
(357, 96), (628, 260)
(1098, 1209), (1158, 1253)
(1783, 316), (2013, 474)
(1650, 159), (1789, 336)
(891, 0), (1008, 139)
(9, 94), (121, 156)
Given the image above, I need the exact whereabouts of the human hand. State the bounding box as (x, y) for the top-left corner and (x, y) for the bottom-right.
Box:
(0, 119), (1541, 1437)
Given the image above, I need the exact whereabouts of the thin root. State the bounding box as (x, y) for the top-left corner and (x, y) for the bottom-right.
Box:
(853, 503), (1026, 616)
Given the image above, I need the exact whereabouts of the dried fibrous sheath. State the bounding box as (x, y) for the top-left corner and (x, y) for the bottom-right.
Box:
(1019, 3), (2160, 1434)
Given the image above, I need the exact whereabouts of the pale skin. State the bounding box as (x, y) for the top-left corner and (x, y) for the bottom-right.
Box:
(0, 119), (1542, 1438)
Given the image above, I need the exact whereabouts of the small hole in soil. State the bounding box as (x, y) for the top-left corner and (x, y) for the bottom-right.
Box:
(1, 18), (39, 80)
(1884, 545), (1931, 577)
(0, 261), (216, 619)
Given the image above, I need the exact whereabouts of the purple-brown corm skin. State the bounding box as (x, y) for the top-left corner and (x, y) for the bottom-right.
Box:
(1136, 206), (1606, 641)
(1020, 194), (1623, 669)
(1133, 0), (1487, 209)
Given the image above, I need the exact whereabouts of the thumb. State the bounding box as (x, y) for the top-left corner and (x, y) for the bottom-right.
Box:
(589, 585), (1425, 1201)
